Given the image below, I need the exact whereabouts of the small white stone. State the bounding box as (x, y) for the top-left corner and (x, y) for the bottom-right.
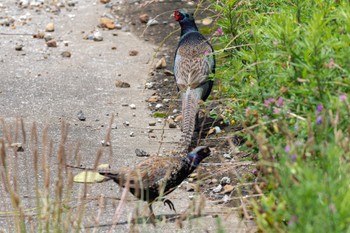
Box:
(101, 140), (110, 146)
(214, 126), (221, 134)
(129, 132), (135, 137)
(155, 103), (163, 109)
(132, 113), (136, 117)
(213, 184), (222, 193)
(222, 195), (230, 203)
(220, 177), (231, 185)
(124, 121), (130, 126)
(93, 31), (103, 41)
(129, 104), (136, 109)
(223, 153), (232, 159)
(157, 119), (162, 123)
(163, 99), (170, 103)
(145, 82), (154, 89)
(172, 109), (178, 114)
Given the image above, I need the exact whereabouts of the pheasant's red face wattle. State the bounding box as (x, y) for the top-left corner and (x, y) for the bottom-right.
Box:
(174, 10), (183, 21)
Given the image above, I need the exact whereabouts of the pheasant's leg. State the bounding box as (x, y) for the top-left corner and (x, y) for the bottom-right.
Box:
(163, 199), (176, 212)
(148, 204), (156, 226)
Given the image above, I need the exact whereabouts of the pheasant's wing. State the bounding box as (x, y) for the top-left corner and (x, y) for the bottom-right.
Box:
(122, 156), (181, 191)
(174, 32), (214, 92)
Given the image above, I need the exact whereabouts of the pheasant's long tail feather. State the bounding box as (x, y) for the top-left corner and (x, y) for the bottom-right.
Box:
(182, 88), (200, 149)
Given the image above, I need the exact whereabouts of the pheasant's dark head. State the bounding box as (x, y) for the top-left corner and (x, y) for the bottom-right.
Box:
(174, 9), (194, 23)
(186, 146), (211, 167)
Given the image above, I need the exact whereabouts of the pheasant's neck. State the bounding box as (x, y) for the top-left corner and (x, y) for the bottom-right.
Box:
(180, 22), (198, 37)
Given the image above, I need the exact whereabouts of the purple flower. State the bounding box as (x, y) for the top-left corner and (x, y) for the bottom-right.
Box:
(285, 145), (291, 154)
(291, 154), (297, 162)
(264, 98), (275, 107)
(273, 108), (281, 114)
(316, 104), (323, 115)
(275, 97), (284, 107)
(316, 115), (322, 125)
(339, 94), (347, 102)
(215, 27), (224, 36)
(288, 215), (298, 225)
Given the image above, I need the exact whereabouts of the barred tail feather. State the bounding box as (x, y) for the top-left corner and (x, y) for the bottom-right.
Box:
(182, 87), (200, 149)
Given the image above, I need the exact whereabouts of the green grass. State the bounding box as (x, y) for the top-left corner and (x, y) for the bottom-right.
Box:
(211, 0), (350, 232)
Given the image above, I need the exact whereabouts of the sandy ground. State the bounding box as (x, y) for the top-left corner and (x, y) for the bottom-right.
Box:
(0, 0), (255, 232)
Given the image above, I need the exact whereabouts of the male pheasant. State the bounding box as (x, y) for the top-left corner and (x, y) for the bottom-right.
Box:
(174, 9), (215, 150)
(99, 146), (211, 223)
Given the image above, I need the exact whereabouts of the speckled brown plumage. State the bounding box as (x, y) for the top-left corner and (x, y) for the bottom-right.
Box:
(174, 10), (215, 151)
(98, 146), (211, 223)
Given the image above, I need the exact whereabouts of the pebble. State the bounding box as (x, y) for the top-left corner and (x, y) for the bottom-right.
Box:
(46, 39), (57, 47)
(93, 31), (103, 41)
(61, 51), (71, 58)
(220, 177), (231, 185)
(129, 132), (135, 137)
(163, 99), (170, 103)
(155, 103), (163, 109)
(148, 121), (156, 126)
(213, 184), (222, 193)
(214, 126), (221, 134)
(15, 44), (23, 51)
(111, 123), (118, 129)
(202, 17), (213, 25)
(135, 148), (150, 157)
(115, 80), (130, 88)
(123, 121), (130, 126)
(155, 57), (167, 69)
(44, 33), (53, 42)
(223, 153), (232, 159)
(222, 195), (230, 203)
(132, 113), (136, 117)
(100, 0), (110, 3)
(222, 184), (234, 194)
(168, 119), (176, 128)
(129, 50), (138, 56)
(121, 103), (129, 107)
(45, 22), (55, 32)
(157, 119), (162, 123)
(172, 109), (178, 114)
(147, 18), (159, 26)
(101, 140), (110, 146)
(139, 14), (149, 23)
(211, 178), (218, 184)
(77, 110), (86, 121)
(100, 17), (115, 29)
(147, 95), (160, 103)
(145, 82), (154, 89)
(11, 143), (24, 152)
(129, 104), (136, 109)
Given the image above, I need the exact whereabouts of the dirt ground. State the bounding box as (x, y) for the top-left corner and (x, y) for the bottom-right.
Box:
(0, 0), (256, 232)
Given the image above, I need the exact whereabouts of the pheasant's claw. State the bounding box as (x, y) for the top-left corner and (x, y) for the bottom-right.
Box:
(163, 199), (176, 212)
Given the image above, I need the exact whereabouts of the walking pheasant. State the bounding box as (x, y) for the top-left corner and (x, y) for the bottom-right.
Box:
(174, 9), (215, 151)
